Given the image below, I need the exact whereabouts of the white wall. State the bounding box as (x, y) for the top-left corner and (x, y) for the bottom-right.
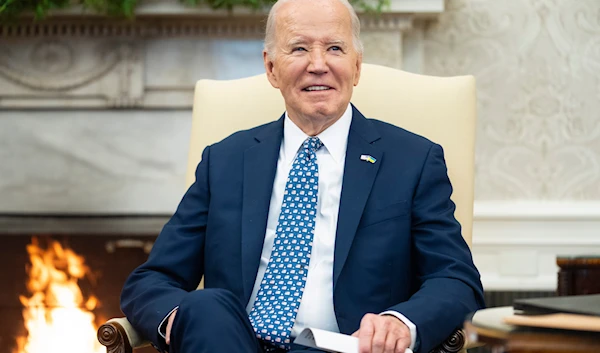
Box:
(421, 0), (600, 290)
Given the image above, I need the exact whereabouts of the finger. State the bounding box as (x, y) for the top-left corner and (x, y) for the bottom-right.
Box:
(393, 334), (412, 353)
(165, 310), (178, 345)
(396, 338), (413, 353)
(388, 318), (411, 353)
(383, 331), (404, 353)
(370, 317), (389, 353)
(396, 342), (410, 353)
(358, 314), (376, 353)
(352, 330), (359, 338)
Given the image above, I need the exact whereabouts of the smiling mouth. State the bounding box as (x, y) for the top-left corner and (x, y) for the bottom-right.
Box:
(303, 85), (333, 91)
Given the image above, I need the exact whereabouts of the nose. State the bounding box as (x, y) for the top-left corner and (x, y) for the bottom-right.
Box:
(307, 50), (328, 75)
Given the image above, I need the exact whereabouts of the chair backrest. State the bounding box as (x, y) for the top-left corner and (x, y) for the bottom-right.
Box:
(187, 63), (477, 245)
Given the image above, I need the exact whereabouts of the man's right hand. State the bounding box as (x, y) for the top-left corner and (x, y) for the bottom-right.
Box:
(165, 309), (178, 345)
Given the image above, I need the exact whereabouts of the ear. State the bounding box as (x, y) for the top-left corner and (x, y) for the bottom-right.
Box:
(263, 50), (280, 89)
(353, 53), (362, 86)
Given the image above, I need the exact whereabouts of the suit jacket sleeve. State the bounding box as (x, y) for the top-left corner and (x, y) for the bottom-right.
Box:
(387, 143), (485, 353)
(120, 146), (212, 350)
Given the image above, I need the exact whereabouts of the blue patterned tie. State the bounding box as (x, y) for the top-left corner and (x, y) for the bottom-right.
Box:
(249, 136), (323, 350)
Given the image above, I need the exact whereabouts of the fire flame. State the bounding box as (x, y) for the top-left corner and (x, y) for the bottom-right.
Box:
(16, 238), (104, 353)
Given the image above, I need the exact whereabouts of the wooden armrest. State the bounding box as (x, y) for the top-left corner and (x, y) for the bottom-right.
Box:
(429, 329), (473, 353)
(97, 317), (150, 353)
(96, 319), (474, 353)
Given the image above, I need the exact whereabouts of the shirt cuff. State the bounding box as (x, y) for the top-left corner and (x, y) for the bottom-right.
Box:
(158, 306), (180, 340)
(380, 310), (417, 352)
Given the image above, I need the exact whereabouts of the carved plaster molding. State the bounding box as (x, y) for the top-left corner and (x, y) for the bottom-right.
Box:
(0, 41), (126, 91)
(0, 0), (442, 109)
(0, 38), (143, 108)
(0, 0), (442, 38)
(0, 18), (266, 38)
(360, 15), (414, 32)
(0, 16), (414, 39)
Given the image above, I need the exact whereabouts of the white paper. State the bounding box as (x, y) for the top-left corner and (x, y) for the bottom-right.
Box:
(294, 328), (413, 353)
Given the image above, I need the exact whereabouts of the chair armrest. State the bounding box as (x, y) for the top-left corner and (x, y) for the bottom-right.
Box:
(96, 319), (476, 353)
(429, 329), (477, 353)
(97, 317), (151, 353)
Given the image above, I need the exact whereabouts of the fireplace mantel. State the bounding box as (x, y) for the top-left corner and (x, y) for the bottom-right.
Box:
(0, 0), (444, 215)
(36, 0), (444, 18)
(0, 0), (444, 110)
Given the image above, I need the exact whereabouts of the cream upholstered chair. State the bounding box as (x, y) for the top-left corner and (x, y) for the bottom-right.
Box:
(187, 63), (476, 244)
(98, 63), (477, 353)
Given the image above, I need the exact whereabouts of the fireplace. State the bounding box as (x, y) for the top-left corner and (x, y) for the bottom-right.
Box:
(0, 216), (165, 353)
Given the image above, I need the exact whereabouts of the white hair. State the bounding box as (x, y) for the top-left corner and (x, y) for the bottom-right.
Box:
(264, 0), (363, 60)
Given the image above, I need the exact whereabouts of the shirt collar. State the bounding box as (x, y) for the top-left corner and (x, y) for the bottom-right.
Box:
(283, 103), (352, 164)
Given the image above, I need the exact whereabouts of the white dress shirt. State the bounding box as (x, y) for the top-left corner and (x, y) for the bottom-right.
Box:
(245, 104), (417, 350)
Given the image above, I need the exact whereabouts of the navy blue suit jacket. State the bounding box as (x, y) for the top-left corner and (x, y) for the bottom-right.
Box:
(121, 106), (485, 353)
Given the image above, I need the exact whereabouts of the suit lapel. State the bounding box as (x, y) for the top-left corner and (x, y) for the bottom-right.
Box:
(333, 106), (382, 288)
(241, 116), (284, 303)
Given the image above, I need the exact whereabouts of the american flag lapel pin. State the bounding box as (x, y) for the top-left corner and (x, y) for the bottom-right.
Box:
(360, 154), (376, 163)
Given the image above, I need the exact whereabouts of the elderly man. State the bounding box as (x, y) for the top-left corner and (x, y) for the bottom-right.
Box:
(120, 0), (485, 352)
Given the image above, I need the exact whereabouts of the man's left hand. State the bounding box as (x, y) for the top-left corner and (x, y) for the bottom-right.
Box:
(351, 314), (411, 353)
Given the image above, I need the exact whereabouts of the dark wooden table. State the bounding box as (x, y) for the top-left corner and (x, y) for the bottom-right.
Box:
(464, 307), (600, 353)
(557, 256), (600, 296)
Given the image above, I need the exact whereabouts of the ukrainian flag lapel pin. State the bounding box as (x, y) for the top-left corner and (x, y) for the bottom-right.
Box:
(360, 154), (377, 164)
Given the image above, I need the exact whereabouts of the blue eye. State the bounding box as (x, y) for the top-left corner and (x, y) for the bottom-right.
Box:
(330, 46), (341, 51)
(293, 47), (307, 52)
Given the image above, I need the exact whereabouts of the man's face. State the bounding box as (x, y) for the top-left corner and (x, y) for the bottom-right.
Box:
(264, 0), (362, 128)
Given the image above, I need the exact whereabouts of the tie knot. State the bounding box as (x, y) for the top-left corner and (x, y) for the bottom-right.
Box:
(304, 137), (323, 153)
